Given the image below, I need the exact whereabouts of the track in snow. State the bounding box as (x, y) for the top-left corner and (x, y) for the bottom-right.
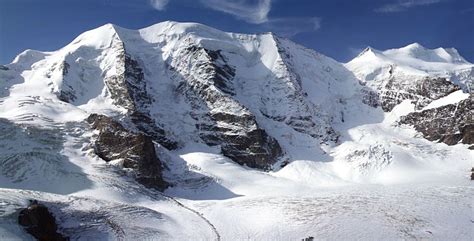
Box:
(159, 193), (221, 241)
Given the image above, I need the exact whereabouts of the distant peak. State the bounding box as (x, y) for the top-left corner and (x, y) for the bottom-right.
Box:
(363, 46), (373, 52)
(442, 47), (468, 63)
(404, 42), (425, 49)
(93, 23), (119, 33)
(382, 43), (471, 64)
(356, 46), (380, 58)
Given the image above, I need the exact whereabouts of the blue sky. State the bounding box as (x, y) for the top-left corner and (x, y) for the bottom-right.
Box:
(0, 0), (473, 64)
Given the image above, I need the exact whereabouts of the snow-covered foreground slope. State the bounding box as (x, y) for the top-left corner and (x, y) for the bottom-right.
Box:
(0, 21), (473, 240)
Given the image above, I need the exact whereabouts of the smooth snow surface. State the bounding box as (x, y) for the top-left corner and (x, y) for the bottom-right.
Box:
(422, 90), (470, 110)
(0, 21), (473, 240)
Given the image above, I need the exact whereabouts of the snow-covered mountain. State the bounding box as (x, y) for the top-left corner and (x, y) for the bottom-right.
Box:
(346, 43), (473, 111)
(346, 43), (473, 147)
(0, 21), (472, 240)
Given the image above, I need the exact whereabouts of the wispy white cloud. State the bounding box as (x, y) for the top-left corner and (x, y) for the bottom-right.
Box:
(149, 0), (170, 10)
(375, 0), (441, 13)
(146, 0), (322, 36)
(263, 17), (321, 37)
(200, 0), (272, 24)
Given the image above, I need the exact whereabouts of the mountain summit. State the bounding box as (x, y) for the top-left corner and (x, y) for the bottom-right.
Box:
(347, 43), (473, 86)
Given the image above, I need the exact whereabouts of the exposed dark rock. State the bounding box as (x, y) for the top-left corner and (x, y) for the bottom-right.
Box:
(416, 77), (461, 100)
(87, 113), (168, 190)
(60, 61), (70, 76)
(275, 37), (339, 141)
(220, 128), (282, 170)
(379, 90), (425, 112)
(380, 77), (461, 112)
(198, 111), (282, 169)
(183, 45), (236, 96)
(361, 87), (380, 108)
(53, 61), (76, 103)
(471, 168), (474, 180)
(129, 111), (178, 150)
(0, 65), (9, 71)
(203, 48), (236, 95)
(18, 200), (68, 241)
(57, 91), (75, 103)
(256, 36), (338, 142)
(105, 44), (151, 111)
(198, 112), (282, 170)
(399, 95), (473, 148)
(172, 43), (283, 170)
(105, 43), (177, 149)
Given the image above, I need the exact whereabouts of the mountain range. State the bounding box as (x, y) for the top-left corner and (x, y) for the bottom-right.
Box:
(0, 21), (472, 240)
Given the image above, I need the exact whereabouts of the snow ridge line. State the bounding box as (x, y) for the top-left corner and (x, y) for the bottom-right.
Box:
(159, 193), (221, 241)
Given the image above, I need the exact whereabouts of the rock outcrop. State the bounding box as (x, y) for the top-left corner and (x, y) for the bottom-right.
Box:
(399, 95), (473, 148)
(18, 200), (68, 241)
(261, 36), (339, 141)
(105, 42), (178, 150)
(54, 32), (177, 150)
(104, 42), (151, 111)
(87, 113), (168, 190)
(171, 43), (283, 169)
(379, 77), (460, 112)
(346, 45), (471, 112)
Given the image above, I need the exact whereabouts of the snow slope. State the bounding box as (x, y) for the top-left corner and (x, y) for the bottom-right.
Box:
(422, 90), (470, 110)
(0, 21), (473, 240)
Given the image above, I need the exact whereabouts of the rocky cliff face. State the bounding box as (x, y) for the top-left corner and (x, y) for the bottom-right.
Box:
(346, 45), (473, 112)
(18, 201), (68, 241)
(262, 36), (339, 141)
(1, 22), (472, 191)
(110, 46), (178, 150)
(87, 113), (169, 190)
(399, 95), (473, 148)
(169, 42), (283, 169)
(379, 76), (461, 111)
(345, 44), (473, 150)
(63, 35), (178, 150)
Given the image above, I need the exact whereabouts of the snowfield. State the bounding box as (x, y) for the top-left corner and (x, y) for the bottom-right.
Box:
(0, 21), (473, 240)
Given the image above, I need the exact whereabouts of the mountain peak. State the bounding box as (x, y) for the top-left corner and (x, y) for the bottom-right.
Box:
(66, 22), (121, 49)
(355, 46), (383, 59)
(403, 42), (425, 50)
(383, 43), (469, 65)
(346, 41), (473, 93)
(137, 21), (232, 41)
(357, 47), (374, 57)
